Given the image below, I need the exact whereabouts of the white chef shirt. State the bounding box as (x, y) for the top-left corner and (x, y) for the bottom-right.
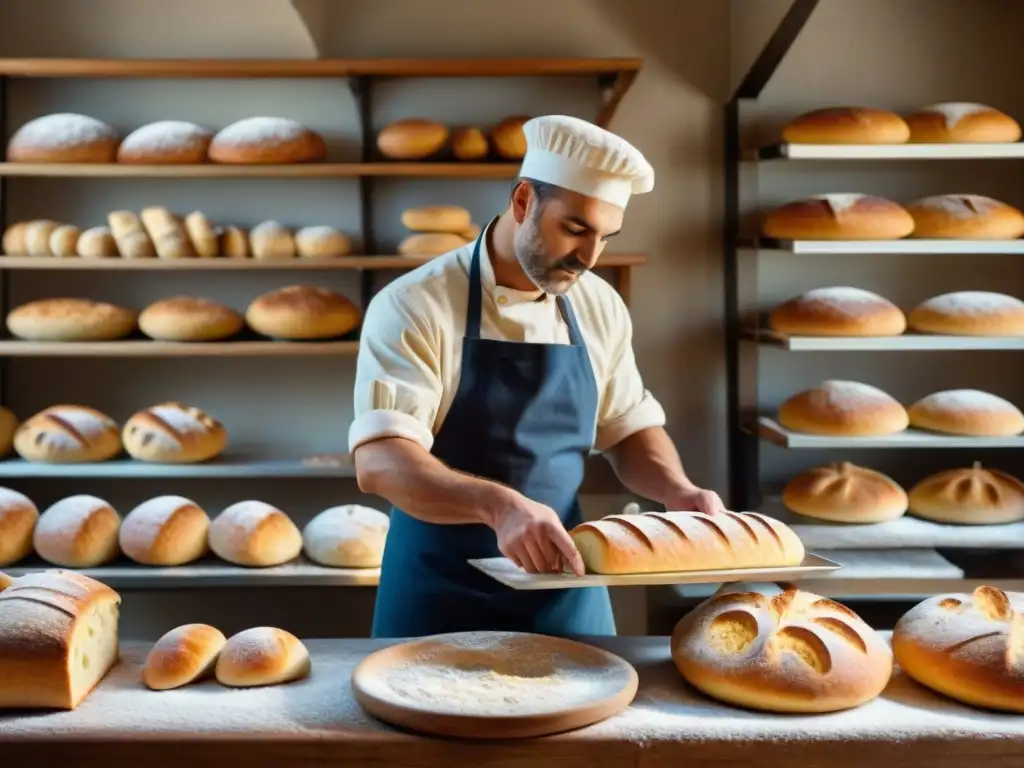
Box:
(348, 234), (666, 455)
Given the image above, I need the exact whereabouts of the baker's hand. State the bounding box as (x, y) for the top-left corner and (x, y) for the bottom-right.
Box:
(668, 485), (727, 515)
(493, 497), (585, 577)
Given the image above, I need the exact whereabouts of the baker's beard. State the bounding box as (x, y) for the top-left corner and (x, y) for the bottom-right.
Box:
(514, 217), (585, 296)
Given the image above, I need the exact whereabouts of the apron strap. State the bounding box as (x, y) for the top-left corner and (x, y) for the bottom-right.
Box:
(556, 295), (586, 347)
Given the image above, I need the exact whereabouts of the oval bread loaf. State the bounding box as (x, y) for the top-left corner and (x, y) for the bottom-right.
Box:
(7, 113), (120, 163)
(904, 103), (1021, 144)
(118, 120), (212, 164)
(208, 501), (302, 567)
(208, 117), (326, 164)
(14, 405), (121, 463)
(143, 623), (226, 691)
(250, 220), (295, 260)
(908, 462), (1024, 525)
(451, 126), (489, 160)
(907, 291), (1024, 337)
(0, 406), (19, 457)
(761, 194), (915, 240)
(245, 285), (362, 340)
(25, 220), (60, 256)
(398, 232), (468, 257)
(138, 296), (244, 342)
(215, 627), (311, 687)
(0, 488), (39, 567)
(108, 211), (156, 259)
(768, 287), (906, 337)
(294, 226), (351, 258)
(782, 462), (908, 523)
(33, 494), (120, 568)
(906, 194), (1024, 240)
(491, 115), (530, 159)
(376, 118), (448, 160)
(49, 225), (81, 257)
(781, 107), (910, 144)
(907, 389), (1024, 437)
(183, 211), (219, 257)
(119, 495), (210, 566)
(122, 401), (228, 463)
(302, 505), (390, 568)
(7, 298), (137, 341)
(401, 205), (472, 234)
(778, 380), (909, 437)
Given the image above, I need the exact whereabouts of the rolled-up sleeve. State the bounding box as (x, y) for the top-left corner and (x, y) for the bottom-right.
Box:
(348, 288), (443, 453)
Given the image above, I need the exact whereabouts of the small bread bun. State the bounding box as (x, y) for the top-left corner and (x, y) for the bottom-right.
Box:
(0, 406), (18, 457)
(302, 505), (390, 568)
(908, 389), (1024, 437)
(220, 225), (249, 258)
(208, 117), (326, 164)
(25, 220), (61, 256)
(2, 220), (43, 255)
(215, 627), (311, 688)
(49, 225), (81, 257)
(33, 494), (120, 567)
(0, 488), (39, 567)
(401, 205), (472, 234)
(183, 212), (220, 258)
(782, 462), (908, 523)
(761, 194), (915, 240)
(782, 107), (910, 144)
(398, 232), (469, 257)
(250, 220), (295, 260)
(143, 624), (227, 691)
(451, 126), (489, 160)
(905, 103), (1022, 144)
(119, 495), (210, 566)
(376, 119), (448, 160)
(908, 291), (1024, 337)
(117, 120), (213, 164)
(122, 402), (228, 463)
(76, 226), (119, 258)
(245, 285), (362, 340)
(768, 287), (906, 337)
(778, 380), (909, 436)
(294, 226), (351, 258)
(14, 405), (121, 463)
(906, 194), (1024, 239)
(7, 113), (119, 163)
(138, 296), (244, 342)
(108, 210), (156, 259)
(908, 462), (1024, 525)
(208, 501), (302, 567)
(491, 115), (529, 159)
(6, 298), (137, 342)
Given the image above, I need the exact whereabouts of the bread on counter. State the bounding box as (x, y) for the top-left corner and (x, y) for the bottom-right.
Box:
(451, 126), (489, 160)
(138, 296), (244, 342)
(208, 501), (302, 567)
(143, 623), (226, 691)
(215, 627), (311, 688)
(768, 287), (906, 337)
(7, 298), (137, 341)
(781, 107), (910, 144)
(122, 401), (228, 463)
(491, 115), (530, 159)
(401, 205), (472, 234)
(904, 103), (1021, 144)
(14, 405), (122, 463)
(6, 113), (120, 163)
(761, 194), (915, 240)
(908, 291), (1024, 337)
(77, 225), (119, 257)
(782, 461), (908, 523)
(302, 505), (390, 568)
(108, 210), (156, 259)
(906, 194), (1024, 239)
(0, 488), (38, 567)
(376, 118), (449, 160)
(777, 380), (909, 436)
(117, 120), (213, 164)
(34, 494), (121, 568)
(908, 462), (1024, 525)
(245, 285), (362, 340)
(208, 117), (326, 164)
(907, 389), (1024, 437)
(119, 495), (210, 566)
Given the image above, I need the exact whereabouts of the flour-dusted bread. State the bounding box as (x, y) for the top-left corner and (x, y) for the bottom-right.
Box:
(33, 495), (120, 568)
(907, 389), (1024, 437)
(7, 113), (120, 163)
(0, 488), (39, 567)
(376, 118), (448, 160)
(491, 115), (530, 159)
(245, 285), (362, 340)
(761, 194), (915, 240)
(569, 510), (805, 575)
(0, 570), (121, 710)
(14, 405), (121, 463)
(294, 226), (351, 258)
(671, 582), (892, 713)
(777, 380), (909, 437)
(904, 103), (1022, 144)
(208, 501), (302, 567)
(215, 627), (311, 688)
(906, 194), (1024, 239)
(400, 205), (473, 233)
(117, 120), (213, 164)
(122, 401), (228, 463)
(781, 107), (911, 144)
(208, 117), (326, 164)
(6, 298), (137, 341)
(143, 623), (226, 691)
(908, 291), (1024, 337)
(138, 296), (244, 342)
(892, 586), (1024, 712)
(768, 287), (906, 337)
(119, 495), (210, 566)
(302, 505), (390, 568)
(908, 462), (1024, 525)
(782, 461), (908, 523)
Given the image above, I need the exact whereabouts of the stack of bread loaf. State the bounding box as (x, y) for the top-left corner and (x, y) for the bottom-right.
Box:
(376, 115), (529, 161)
(398, 205), (481, 257)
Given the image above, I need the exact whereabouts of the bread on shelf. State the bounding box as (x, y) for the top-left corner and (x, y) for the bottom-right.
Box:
(6, 113), (120, 163)
(108, 210), (156, 259)
(3, 220), (55, 255)
(208, 117), (326, 164)
(451, 126), (489, 160)
(398, 232), (470, 257)
(906, 194), (1024, 240)
(33, 494), (121, 568)
(294, 226), (351, 258)
(143, 623), (226, 691)
(138, 296), (244, 342)
(401, 205), (473, 234)
(908, 462), (1024, 525)
(777, 380), (909, 437)
(908, 291), (1024, 337)
(491, 115), (530, 159)
(208, 500), (302, 567)
(183, 211), (219, 257)
(140, 206), (197, 259)
(14, 405), (122, 463)
(376, 118), (449, 160)
(782, 461), (908, 523)
(768, 287), (906, 337)
(119, 495), (211, 566)
(907, 389), (1024, 437)
(76, 226), (119, 258)
(7, 298), (137, 341)
(26, 220), (61, 256)
(761, 194), (915, 240)
(250, 220), (296, 260)
(245, 285), (362, 340)
(781, 107), (911, 144)
(0, 406), (18, 458)
(904, 103), (1022, 144)
(215, 627), (311, 688)
(117, 120), (213, 164)
(0, 488), (39, 567)
(49, 224), (81, 257)
(302, 505), (390, 568)
(122, 401), (228, 463)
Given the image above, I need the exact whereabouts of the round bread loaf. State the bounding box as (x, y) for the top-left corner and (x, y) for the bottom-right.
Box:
(761, 194), (915, 240)
(0, 406), (18, 457)
(208, 117), (326, 164)
(892, 586), (1024, 712)
(376, 119), (448, 160)
(122, 401), (228, 463)
(294, 226), (351, 258)
(14, 405), (121, 463)
(49, 225), (81, 257)
(908, 291), (1024, 336)
(451, 126), (489, 160)
(119, 495), (210, 566)
(138, 296), (244, 342)
(908, 389), (1024, 437)
(401, 205), (472, 234)
(208, 501), (302, 567)
(245, 285), (362, 340)
(6, 298), (137, 342)
(215, 627), (311, 687)
(25, 220), (60, 256)
(768, 287), (906, 337)
(491, 115), (530, 159)
(0, 488), (39, 567)
(908, 462), (1024, 525)
(778, 380), (909, 437)
(671, 582), (893, 713)
(782, 461), (908, 523)
(143, 623), (227, 691)
(302, 505), (390, 568)
(7, 113), (120, 163)
(33, 494), (120, 567)
(906, 194), (1024, 239)
(782, 107), (910, 144)
(398, 232), (469, 257)
(117, 120), (213, 164)
(249, 220), (295, 260)
(76, 226), (119, 258)
(904, 103), (1022, 144)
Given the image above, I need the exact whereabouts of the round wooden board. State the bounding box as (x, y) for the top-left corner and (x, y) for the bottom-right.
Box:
(351, 631), (639, 739)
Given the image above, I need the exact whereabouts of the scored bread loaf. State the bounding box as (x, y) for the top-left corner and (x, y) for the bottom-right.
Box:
(907, 291), (1024, 337)
(761, 194), (915, 240)
(302, 505), (390, 568)
(6, 298), (137, 341)
(143, 623), (226, 691)
(0, 570), (121, 710)
(33, 494), (120, 568)
(777, 380), (909, 437)
(782, 461), (908, 523)
(376, 118), (448, 160)
(904, 103), (1022, 144)
(781, 107), (910, 144)
(0, 488), (39, 567)
(215, 626), (311, 688)
(569, 510), (805, 575)
(7, 113), (120, 163)
(907, 389), (1024, 437)
(208, 117), (326, 164)
(208, 501), (302, 567)
(138, 296), (244, 342)
(906, 194), (1024, 239)
(122, 401), (228, 463)
(768, 287), (906, 337)
(14, 405), (122, 463)
(119, 495), (210, 566)
(908, 462), (1024, 525)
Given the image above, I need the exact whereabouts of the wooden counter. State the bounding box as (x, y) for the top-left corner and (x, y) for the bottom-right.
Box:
(2, 636), (1023, 767)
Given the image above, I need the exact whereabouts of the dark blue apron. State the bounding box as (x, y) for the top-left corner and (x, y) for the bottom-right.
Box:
(371, 219), (616, 639)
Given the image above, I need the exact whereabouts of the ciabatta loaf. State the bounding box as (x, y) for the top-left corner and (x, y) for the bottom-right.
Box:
(122, 401), (227, 463)
(0, 570), (121, 710)
(569, 510), (805, 575)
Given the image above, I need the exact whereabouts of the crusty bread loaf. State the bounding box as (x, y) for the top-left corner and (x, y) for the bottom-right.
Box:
(782, 462), (908, 523)
(376, 119), (448, 160)
(76, 226), (119, 258)
(778, 380), (909, 437)
(460, 223), (482, 241)
(26, 219), (60, 255)
(904, 103), (1022, 144)
(108, 211), (156, 259)
(302, 505), (390, 568)
(119, 495), (210, 566)
(0, 406), (19, 457)
(117, 120), (212, 164)
(208, 117), (326, 164)
(451, 126), (489, 160)
(892, 586), (1024, 712)
(6, 298), (137, 341)
(908, 291), (1024, 336)
(0, 488), (39, 567)
(49, 225), (81, 257)
(138, 296), (244, 342)
(245, 285), (362, 340)
(398, 232), (469, 257)
(908, 389), (1024, 437)
(220, 225), (249, 258)
(401, 205), (472, 234)
(140, 206), (196, 259)
(14, 405), (121, 463)
(183, 211), (219, 257)
(0, 570), (121, 710)
(761, 194), (915, 240)
(33, 494), (120, 568)
(906, 194), (1024, 239)
(781, 107), (911, 144)
(768, 287), (906, 337)
(671, 582), (893, 713)
(209, 501), (302, 567)
(122, 401), (228, 463)
(7, 113), (119, 163)
(250, 220), (296, 260)
(2, 220), (51, 254)
(908, 462), (1024, 525)
(143, 623), (226, 691)
(491, 115), (530, 159)
(294, 226), (351, 258)
(215, 627), (311, 688)
(569, 510), (805, 575)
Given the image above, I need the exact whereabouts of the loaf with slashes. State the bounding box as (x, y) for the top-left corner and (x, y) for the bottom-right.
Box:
(569, 511), (805, 575)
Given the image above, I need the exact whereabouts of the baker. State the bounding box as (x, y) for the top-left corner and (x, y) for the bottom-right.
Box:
(351, 114), (725, 639)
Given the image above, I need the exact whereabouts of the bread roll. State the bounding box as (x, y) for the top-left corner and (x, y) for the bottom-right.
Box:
(905, 103), (1022, 144)
(140, 206), (196, 259)
(138, 296), (244, 342)
(401, 205), (472, 233)
(302, 505), (389, 568)
(2, 220), (47, 255)
(908, 462), (1024, 525)
(33, 495), (120, 568)
(761, 194), (915, 240)
(892, 586), (1024, 712)
(215, 627), (310, 688)
(671, 583), (892, 713)
(119, 495), (210, 566)
(451, 126), (489, 160)
(208, 117), (326, 164)
(0, 406), (18, 457)
(491, 115), (529, 159)
(398, 232), (469, 257)
(117, 120), (213, 164)
(143, 623), (226, 691)
(768, 287), (906, 337)
(26, 219), (60, 256)
(782, 462), (908, 523)
(250, 220), (295, 260)
(908, 291), (1024, 337)
(14, 405), (121, 463)
(0, 570), (121, 710)
(781, 107), (911, 144)
(376, 119), (448, 160)
(294, 226), (351, 258)
(220, 225), (249, 258)
(7, 113), (119, 163)
(906, 194), (1024, 239)
(183, 211), (220, 257)
(0, 488), (39, 567)
(908, 389), (1024, 437)
(76, 226), (119, 258)
(122, 401), (228, 463)
(108, 211), (156, 259)
(778, 380), (909, 436)
(569, 510), (805, 575)
(208, 501), (302, 567)
(48, 225), (81, 257)
(7, 298), (137, 341)
(245, 285), (362, 340)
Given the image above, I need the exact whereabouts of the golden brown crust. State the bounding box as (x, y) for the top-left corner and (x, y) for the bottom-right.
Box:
(122, 402), (228, 463)
(906, 194), (1024, 239)
(400, 205), (472, 233)
(143, 623), (226, 690)
(117, 121), (213, 164)
(782, 462), (908, 523)
(208, 501), (303, 567)
(6, 298), (137, 341)
(908, 291), (1024, 336)
(781, 107), (911, 144)
(7, 114), (120, 164)
(14, 405), (121, 463)
(376, 119), (448, 160)
(491, 115), (530, 159)
(904, 104), (1022, 144)
(777, 380), (909, 436)
(138, 296), (244, 342)
(245, 285), (362, 340)
(33, 495), (121, 568)
(0, 488), (39, 566)
(768, 287), (906, 337)
(398, 232), (469, 257)
(215, 627), (311, 687)
(208, 118), (326, 164)
(908, 462), (1024, 524)
(907, 389), (1024, 437)
(119, 496), (210, 566)
(451, 126), (489, 160)
(761, 195), (915, 240)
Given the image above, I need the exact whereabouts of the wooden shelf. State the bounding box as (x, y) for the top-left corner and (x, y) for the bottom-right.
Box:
(752, 330), (1024, 351)
(0, 162), (522, 179)
(757, 142), (1024, 161)
(742, 237), (1024, 254)
(0, 457), (357, 478)
(755, 416), (1024, 449)
(0, 340), (360, 357)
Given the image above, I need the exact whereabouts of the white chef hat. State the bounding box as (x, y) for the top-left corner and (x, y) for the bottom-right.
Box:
(518, 115), (654, 209)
